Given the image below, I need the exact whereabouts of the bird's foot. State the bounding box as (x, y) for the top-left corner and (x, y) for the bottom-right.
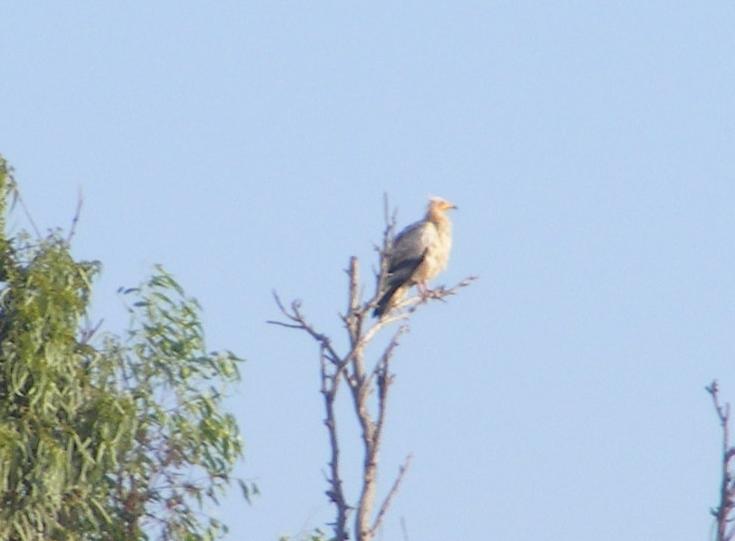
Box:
(418, 284), (439, 301)
(417, 282), (430, 300)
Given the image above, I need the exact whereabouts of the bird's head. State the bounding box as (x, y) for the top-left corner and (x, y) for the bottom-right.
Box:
(428, 196), (458, 213)
(426, 196), (457, 223)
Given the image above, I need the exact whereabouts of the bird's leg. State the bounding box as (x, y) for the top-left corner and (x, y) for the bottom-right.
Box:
(417, 281), (430, 299)
(420, 281), (442, 299)
(415, 282), (424, 298)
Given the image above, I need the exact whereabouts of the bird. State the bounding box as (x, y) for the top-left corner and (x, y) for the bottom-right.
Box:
(373, 196), (457, 317)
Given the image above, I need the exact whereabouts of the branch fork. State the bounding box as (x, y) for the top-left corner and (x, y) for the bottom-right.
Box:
(269, 201), (474, 541)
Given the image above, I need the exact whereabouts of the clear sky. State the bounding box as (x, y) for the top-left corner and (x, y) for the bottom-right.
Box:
(2, 3), (735, 540)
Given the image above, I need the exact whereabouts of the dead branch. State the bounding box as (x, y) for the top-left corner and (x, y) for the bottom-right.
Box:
(391, 275), (479, 314)
(400, 516), (410, 541)
(268, 199), (474, 541)
(66, 189), (84, 244)
(79, 317), (104, 345)
(707, 380), (735, 541)
(321, 346), (350, 541)
(7, 180), (42, 239)
(370, 454), (413, 536)
(268, 291), (342, 365)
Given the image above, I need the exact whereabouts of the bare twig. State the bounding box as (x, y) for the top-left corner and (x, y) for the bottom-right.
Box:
(321, 346), (349, 541)
(66, 189), (83, 243)
(369, 200), (397, 314)
(265, 320), (303, 330)
(370, 454), (413, 536)
(79, 317), (104, 345)
(400, 516), (409, 541)
(268, 290), (342, 365)
(7, 182), (42, 239)
(371, 325), (407, 448)
(269, 198), (474, 541)
(392, 275), (479, 314)
(707, 380), (735, 541)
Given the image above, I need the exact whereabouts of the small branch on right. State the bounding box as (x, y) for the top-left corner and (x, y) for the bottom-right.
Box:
(706, 380), (735, 541)
(370, 453), (413, 537)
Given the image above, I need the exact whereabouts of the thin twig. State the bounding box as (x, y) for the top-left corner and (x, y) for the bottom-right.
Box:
(400, 516), (409, 541)
(388, 275), (478, 315)
(359, 275), (476, 347)
(372, 325), (406, 448)
(368, 200), (397, 313)
(265, 320), (303, 330)
(268, 290), (342, 364)
(66, 189), (83, 243)
(79, 318), (104, 345)
(370, 454), (413, 536)
(9, 183), (42, 239)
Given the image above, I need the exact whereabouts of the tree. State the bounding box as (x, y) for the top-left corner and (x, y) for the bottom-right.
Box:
(270, 200), (475, 541)
(0, 156), (250, 541)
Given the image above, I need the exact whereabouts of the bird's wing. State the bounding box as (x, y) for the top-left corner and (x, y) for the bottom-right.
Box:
(386, 220), (430, 284)
(374, 220), (438, 317)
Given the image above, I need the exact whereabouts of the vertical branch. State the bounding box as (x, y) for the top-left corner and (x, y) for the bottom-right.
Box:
(707, 380), (735, 541)
(6, 179), (42, 239)
(268, 198), (473, 541)
(351, 321), (408, 540)
(352, 359), (377, 541)
(346, 256), (362, 347)
(370, 454), (412, 537)
(346, 258), (367, 389)
(348, 346), (375, 537)
(322, 346), (349, 541)
(373, 326), (406, 448)
(342, 256), (378, 540)
(371, 197), (396, 314)
(66, 189), (84, 244)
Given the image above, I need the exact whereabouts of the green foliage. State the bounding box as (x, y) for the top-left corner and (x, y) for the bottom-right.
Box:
(278, 529), (330, 541)
(0, 156), (249, 541)
(111, 269), (244, 541)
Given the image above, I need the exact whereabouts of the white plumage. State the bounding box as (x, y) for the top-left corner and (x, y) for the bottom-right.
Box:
(374, 197), (457, 317)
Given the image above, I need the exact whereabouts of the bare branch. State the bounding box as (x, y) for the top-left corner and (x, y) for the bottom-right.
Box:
(321, 346), (350, 541)
(388, 275), (478, 314)
(346, 257), (364, 350)
(368, 199), (397, 313)
(79, 317), (104, 345)
(269, 197), (475, 541)
(270, 288), (290, 315)
(264, 320), (303, 330)
(372, 325), (407, 447)
(707, 380), (735, 541)
(400, 516), (410, 541)
(268, 290), (342, 365)
(9, 182), (42, 239)
(370, 454), (413, 536)
(66, 188), (84, 244)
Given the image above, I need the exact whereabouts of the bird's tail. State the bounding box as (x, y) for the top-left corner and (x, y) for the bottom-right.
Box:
(373, 283), (404, 318)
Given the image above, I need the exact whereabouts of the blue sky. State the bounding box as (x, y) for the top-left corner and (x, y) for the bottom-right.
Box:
(2, 3), (735, 540)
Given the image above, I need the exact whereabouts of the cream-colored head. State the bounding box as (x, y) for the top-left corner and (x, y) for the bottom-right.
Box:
(425, 196), (457, 224)
(427, 196), (457, 213)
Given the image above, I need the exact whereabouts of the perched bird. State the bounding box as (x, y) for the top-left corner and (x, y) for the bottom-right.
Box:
(373, 197), (457, 317)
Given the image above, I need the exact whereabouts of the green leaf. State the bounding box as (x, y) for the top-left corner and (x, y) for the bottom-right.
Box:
(0, 159), (247, 540)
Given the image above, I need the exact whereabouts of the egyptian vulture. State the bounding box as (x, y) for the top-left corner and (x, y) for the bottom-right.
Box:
(373, 197), (457, 317)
